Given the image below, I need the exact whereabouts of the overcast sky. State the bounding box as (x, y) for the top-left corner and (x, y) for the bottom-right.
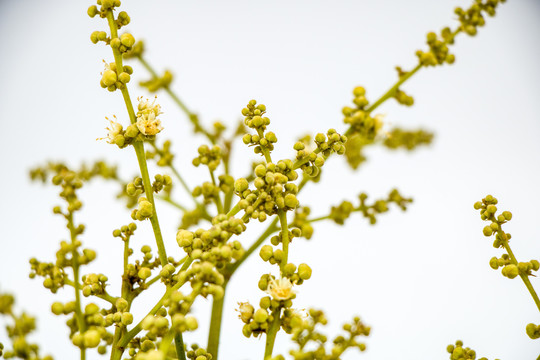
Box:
(1, 1), (539, 359)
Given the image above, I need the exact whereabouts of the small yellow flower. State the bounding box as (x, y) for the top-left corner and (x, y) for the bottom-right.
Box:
(236, 302), (254, 323)
(136, 96), (163, 135)
(97, 116), (123, 143)
(266, 276), (294, 301)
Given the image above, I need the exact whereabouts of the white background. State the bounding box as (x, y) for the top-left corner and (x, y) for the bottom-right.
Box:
(1, 0), (539, 359)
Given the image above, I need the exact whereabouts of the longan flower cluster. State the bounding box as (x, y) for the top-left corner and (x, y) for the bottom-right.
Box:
(0, 293), (53, 360)
(176, 216), (245, 269)
(415, 30), (456, 67)
(87, 0), (124, 21)
(278, 309), (370, 360)
(71, 304), (114, 351)
(475, 195), (540, 340)
(192, 145), (223, 172)
(81, 273), (108, 297)
(186, 344), (213, 360)
(237, 297), (298, 339)
(294, 129), (346, 177)
(99, 61), (134, 92)
(98, 116), (145, 148)
(136, 96), (164, 136)
(393, 88), (414, 106)
(146, 140), (174, 167)
(140, 70), (173, 92)
(342, 87), (384, 137)
(241, 101), (278, 157)
(234, 161), (299, 222)
(455, 0), (505, 36)
(446, 340), (493, 360)
(131, 197), (154, 221)
(312, 189), (411, 226)
(357, 189), (412, 225)
(382, 128), (433, 151)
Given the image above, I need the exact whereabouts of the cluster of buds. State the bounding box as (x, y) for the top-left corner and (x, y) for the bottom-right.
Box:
(416, 30), (455, 67)
(140, 70), (173, 92)
(455, 0), (505, 36)
(393, 88), (414, 106)
(131, 197), (154, 221)
(382, 128), (433, 151)
(342, 87), (385, 139)
(186, 344), (213, 360)
(294, 129), (347, 177)
(146, 140), (175, 167)
(192, 145), (223, 172)
(99, 61), (133, 92)
(176, 215), (245, 268)
(81, 273), (108, 297)
(241, 100), (278, 157)
(87, 0), (123, 19)
(234, 161), (299, 222)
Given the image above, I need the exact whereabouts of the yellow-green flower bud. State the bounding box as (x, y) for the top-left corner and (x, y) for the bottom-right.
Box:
(121, 312), (134, 326)
(83, 330), (101, 348)
(102, 70), (117, 87)
(482, 226), (493, 237)
(254, 164), (266, 178)
(120, 33), (135, 48)
(118, 72), (131, 84)
(176, 230), (194, 247)
(489, 257), (499, 270)
(254, 308), (268, 323)
(526, 323), (540, 339)
(87, 5), (98, 17)
(234, 178), (249, 193)
(502, 264), (519, 279)
(85, 303), (99, 315)
(138, 267), (152, 280)
(125, 124), (139, 138)
(237, 302), (254, 323)
(284, 194), (299, 208)
(116, 298), (128, 312)
(502, 211), (512, 220)
(51, 302), (64, 315)
(283, 263), (296, 277)
(298, 263), (312, 280)
(138, 200), (153, 218)
(185, 316), (198, 331)
(259, 245), (273, 261)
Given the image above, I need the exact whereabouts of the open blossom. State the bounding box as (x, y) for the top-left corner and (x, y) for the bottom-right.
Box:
(266, 276), (295, 301)
(136, 96), (163, 135)
(97, 116), (123, 143)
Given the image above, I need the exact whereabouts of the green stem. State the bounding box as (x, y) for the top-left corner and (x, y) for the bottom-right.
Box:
(207, 281), (228, 359)
(209, 169), (224, 214)
(277, 210), (290, 274)
(307, 214), (331, 223)
(264, 308), (281, 359)
(66, 213), (87, 359)
(226, 202), (242, 218)
(106, 11), (168, 266)
(175, 332), (187, 360)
